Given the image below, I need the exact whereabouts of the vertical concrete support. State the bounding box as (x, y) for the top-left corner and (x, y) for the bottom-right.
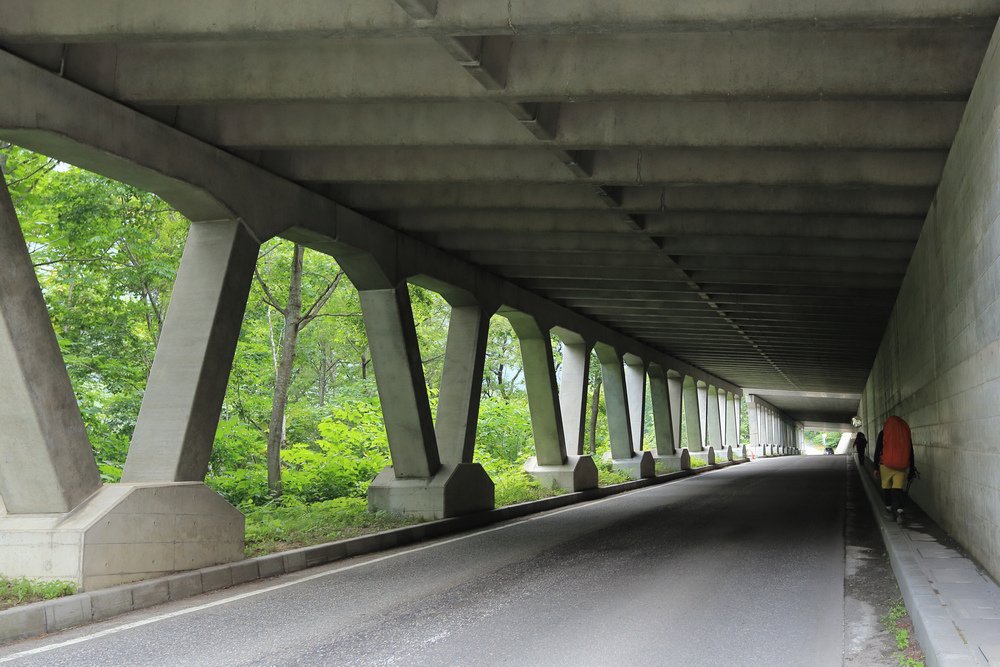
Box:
(726, 393), (739, 448)
(748, 397), (761, 456)
(366, 285), (493, 518)
(596, 343), (653, 479)
(683, 376), (704, 453)
(624, 356), (647, 451)
(557, 336), (592, 457)
(667, 371), (684, 449)
(435, 305), (491, 465)
(123, 220), (258, 482)
(647, 365), (674, 456)
(696, 381), (709, 450)
(0, 175), (101, 513)
(706, 386), (723, 450)
(509, 314), (597, 491)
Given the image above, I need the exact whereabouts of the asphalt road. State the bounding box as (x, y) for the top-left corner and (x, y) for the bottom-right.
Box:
(0, 456), (848, 666)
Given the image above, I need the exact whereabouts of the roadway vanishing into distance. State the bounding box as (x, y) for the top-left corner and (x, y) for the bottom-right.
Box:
(0, 458), (848, 666)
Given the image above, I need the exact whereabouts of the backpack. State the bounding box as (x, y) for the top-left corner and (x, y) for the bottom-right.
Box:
(881, 416), (911, 470)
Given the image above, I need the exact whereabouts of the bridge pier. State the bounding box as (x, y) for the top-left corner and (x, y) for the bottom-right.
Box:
(596, 344), (654, 479)
(511, 312), (598, 492)
(0, 204), (254, 588)
(364, 286), (494, 519)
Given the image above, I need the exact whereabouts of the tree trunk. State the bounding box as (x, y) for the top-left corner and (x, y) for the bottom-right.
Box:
(267, 244), (304, 499)
(588, 377), (602, 456)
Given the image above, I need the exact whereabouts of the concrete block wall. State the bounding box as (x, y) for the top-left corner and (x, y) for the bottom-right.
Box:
(859, 23), (1000, 580)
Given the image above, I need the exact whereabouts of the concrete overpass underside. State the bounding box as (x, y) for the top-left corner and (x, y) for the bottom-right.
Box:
(3, 2), (1000, 587)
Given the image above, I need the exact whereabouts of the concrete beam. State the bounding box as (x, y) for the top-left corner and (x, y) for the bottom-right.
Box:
(123, 220), (259, 483)
(173, 101), (965, 151)
(0, 173), (101, 513)
(261, 147), (946, 188)
(2, 1), (997, 41)
(326, 183), (933, 216)
(66, 30), (990, 103)
(625, 358), (647, 451)
(683, 377), (704, 452)
(647, 364), (676, 457)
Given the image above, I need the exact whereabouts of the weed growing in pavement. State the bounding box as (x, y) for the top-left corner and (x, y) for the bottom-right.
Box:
(881, 600), (925, 667)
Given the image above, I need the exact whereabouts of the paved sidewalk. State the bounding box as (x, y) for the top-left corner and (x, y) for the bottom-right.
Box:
(855, 457), (1000, 666)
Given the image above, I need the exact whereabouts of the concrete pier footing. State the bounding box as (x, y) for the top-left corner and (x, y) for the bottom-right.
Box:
(367, 463), (495, 520)
(0, 483), (243, 590)
(523, 455), (598, 492)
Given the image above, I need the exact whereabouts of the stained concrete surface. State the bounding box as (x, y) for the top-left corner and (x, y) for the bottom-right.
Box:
(1, 457), (858, 666)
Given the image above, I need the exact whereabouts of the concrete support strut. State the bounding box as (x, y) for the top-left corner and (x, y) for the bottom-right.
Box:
(596, 344), (654, 479)
(648, 365), (690, 471)
(123, 220), (259, 482)
(364, 285), (493, 518)
(509, 312), (597, 491)
(0, 175), (102, 513)
(557, 337), (592, 457)
(434, 305), (491, 465)
(683, 376), (705, 454)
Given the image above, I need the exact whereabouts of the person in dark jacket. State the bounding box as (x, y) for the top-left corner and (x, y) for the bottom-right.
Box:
(854, 432), (868, 467)
(872, 416), (917, 523)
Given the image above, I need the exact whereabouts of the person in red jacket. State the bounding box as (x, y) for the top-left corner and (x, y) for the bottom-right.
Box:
(872, 415), (918, 523)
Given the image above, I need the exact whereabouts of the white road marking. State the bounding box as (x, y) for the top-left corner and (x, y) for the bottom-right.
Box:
(0, 470), (726, 662)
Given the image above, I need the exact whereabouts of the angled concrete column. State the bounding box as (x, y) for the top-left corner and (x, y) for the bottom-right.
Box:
(625, 356), (647, 451)
(508, 313), (596, 491)
(557, 335), (592, 457)
(124, 220), (258, 482)
(683, 376), (706, 455)
(365, 286), (493, 518)
(0, 175), (101, 513)
(435, 305), (491, 465)
(362, 285), (440, 478)
(596, 343), (653, 479)
(706, 386), (723, 450)
(647, 364), (679, 459)
(697, 381), (710, 450)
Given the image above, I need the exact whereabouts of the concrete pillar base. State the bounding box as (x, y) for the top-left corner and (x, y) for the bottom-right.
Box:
(651, 448), (691, 473)
(603, 450), (655, 479)
(0, 482), (243, 591)
(367, 462), (494, 520)
(719, 445), (735, 462)
(523, 455), (598, 492)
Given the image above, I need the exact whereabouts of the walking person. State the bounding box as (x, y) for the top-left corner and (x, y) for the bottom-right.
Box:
(872, 416), (918, 524)
(854, 431), (868, 468)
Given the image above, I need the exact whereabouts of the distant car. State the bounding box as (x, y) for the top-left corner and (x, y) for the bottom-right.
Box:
(824, 446), (834, 455)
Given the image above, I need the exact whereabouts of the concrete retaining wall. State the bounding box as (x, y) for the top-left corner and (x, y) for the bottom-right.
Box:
(859, 23), (1000, 580)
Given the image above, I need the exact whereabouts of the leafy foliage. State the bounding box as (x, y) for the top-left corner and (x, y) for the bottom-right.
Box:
(0, 577), (77, 611)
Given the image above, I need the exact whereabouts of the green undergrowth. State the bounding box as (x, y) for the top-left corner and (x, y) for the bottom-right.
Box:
(654, 461), (683, 475)
(243, 497), (420, 557)
(689, 456), (709, 468)
(596, 461), (633, 486)
(0, 576), (76, 611)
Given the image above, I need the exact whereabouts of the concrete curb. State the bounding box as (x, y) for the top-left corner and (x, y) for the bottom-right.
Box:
(854, 457), (1000, 666)
(0, 457), (748, 645)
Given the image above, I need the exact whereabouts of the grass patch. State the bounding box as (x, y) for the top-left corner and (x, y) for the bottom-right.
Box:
(494, 470), (568, 507)
(596, 461), (633, 486)
(655, 460), (681, 475)
(0, 577), (76, 611)
(243, 497), (420, 557)
(689, 456), (709, 468)
(881, 600), (925, 667)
